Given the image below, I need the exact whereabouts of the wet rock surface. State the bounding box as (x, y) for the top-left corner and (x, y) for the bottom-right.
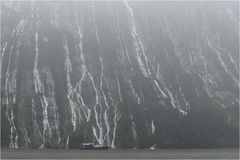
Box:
(1, 1), (239, 149)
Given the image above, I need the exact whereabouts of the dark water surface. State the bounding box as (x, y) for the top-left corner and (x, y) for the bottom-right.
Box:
(1, 148), (239, 159)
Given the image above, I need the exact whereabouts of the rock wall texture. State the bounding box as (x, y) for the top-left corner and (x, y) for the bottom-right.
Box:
(1, 1), (239, 149)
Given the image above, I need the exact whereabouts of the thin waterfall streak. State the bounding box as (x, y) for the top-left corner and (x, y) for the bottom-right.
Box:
(207, 38), (239, 86)
(106, 81), (121, 148)
(151, 119), (155, 135)
(135, 31), (151, 76)
(111, 10), (132, 66)
(1, 42), (8, 60)
(103, 110), (110, 145)
(32, 99), (43, 145)
(228, 53), (238, 74)
(20, 128), (31, 148)
(4, 11), (27, 149)
(165, 87), (177, 108)
(65, 136), (70, 149)
(154, 80), (167, 98)
(99, 57), (111, 145)
(92, 1), (100, 43)
(33, 24), (51, 147)
(116, 72), (123, 102)
(6, 30), (25, 149)
(46, 69), (61, 143)
(33, 32), (41, 94)
(6, 46), (13, 74)
(130, 114), (137, 140)
(111, 106), (121, 148)
(42, 68), (59, 140)
(4, 44), (19, 148)
(124, 0), (151, 77)
(75, 16), (91, 121)
(129, 79), (141, 104)
(41, 95), (52, 142)
(89, 73), (103, 144)
(64, 40), (77, 131)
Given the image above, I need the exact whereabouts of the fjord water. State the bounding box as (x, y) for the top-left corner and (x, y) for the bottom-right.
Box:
(1, 1), (239, 150)
(1, 148), (239, 159)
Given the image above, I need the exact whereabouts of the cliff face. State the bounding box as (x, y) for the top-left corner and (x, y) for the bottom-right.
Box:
(1, 1), (239, 149)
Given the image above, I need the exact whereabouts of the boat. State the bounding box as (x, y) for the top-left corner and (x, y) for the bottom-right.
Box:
(80, 143), (94, 150)
(80, 143), (109, 150)
(94, 144), (109, 150)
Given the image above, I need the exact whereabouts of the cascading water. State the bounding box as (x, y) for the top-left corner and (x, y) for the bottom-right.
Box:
(1, 1), (239, 149)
